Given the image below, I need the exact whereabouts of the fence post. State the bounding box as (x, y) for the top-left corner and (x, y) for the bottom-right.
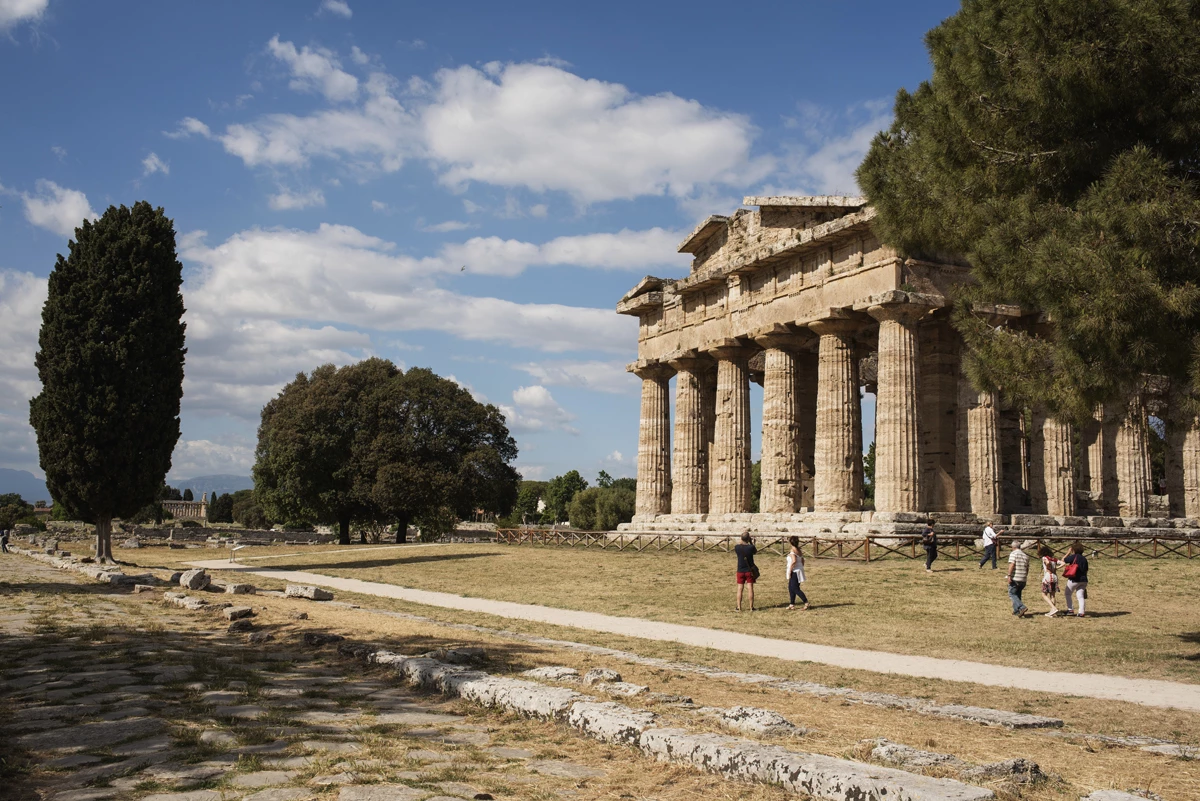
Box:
(864, 537), (871, 563)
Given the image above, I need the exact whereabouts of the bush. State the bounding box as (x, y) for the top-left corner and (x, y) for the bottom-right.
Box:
(416, 506), (457, 542)
(568, 486), (636, 531)
(179, 519), (202, 528)
(281, 521), (314, 532)
(236, 503), (272, 530)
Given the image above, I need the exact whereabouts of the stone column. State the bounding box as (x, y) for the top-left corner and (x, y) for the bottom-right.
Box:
(1030, 411), (1076, 516)
(707, 343), (754, 515)
(868, 304), (925, 513)
(958, 381), (1002, 515)
(1166, 392), (1200, 518)
(1078, 405), (1106, 512)
(809, 319), (862, 511)
(796, 351), (819, 510)
(1183, 415), (1200, 518)
(755, 333), (806, 514)
(669, 356), (709, 515)
(1116, 397), (1151, 518)
(633, 363), (674, 518)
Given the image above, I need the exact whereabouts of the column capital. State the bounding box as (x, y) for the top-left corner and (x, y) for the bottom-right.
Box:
(867, 303), (928, 325)
(666, 350), (712, 373)
(630, 360), (675, 381)
(808, 317), (860, 337)
(752, 324), (815, 352)
(702, 338), (754, 363)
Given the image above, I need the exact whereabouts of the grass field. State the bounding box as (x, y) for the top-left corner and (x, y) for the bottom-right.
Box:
(123, 540), (1200, 684)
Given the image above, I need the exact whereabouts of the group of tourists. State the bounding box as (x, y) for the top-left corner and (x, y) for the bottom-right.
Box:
(733, 522), (1092, 618)
(733, 532), (808, 612)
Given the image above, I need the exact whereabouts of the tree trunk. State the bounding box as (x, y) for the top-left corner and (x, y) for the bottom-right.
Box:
(338, 514), (351, 545)
(395, 510), (411, 543)
(94, 517), (114, 563)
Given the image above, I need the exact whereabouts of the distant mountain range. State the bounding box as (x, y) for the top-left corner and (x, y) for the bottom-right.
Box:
(0, 469), (51, 504)
(0, 469), (256, 505)
(170, 474), (255, 498)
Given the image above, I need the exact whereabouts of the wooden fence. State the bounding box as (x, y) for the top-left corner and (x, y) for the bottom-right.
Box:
(492, 529), (1199, 561)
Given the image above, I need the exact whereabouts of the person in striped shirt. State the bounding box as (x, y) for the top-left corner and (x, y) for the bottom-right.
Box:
(1006, 539), (1034, 617)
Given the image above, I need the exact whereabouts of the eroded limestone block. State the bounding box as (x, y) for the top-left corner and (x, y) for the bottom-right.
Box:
(179, 568), (211, 591)
(961, 758), (1047, 785)
(226, 583), (257, 594)
(228, 619), (255, 633)
(422, 646), (486, 664)
(568, 701), (656, 745)
(1079, 792), (1163, 801)
(286, 584), (333, 601)
(598, 681), (649, 697)
(224, 606), (254, 621)
(583, 667), (622, 685)
(712, 706), (803, 736)
(868, 739), (964, 769)
(455, 675), (589, 720)
(522, 666), (580, 681)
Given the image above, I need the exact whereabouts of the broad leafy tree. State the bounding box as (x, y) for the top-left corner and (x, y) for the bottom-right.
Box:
(29, 202), (186, 562)
(208, 492), (234, 524)
(857, 0), (1200, 420)
(542, 470), (587, 523)
(568, 486), (636, 531)
(254, 358), (400, 544)
(368, 367), (520, 542)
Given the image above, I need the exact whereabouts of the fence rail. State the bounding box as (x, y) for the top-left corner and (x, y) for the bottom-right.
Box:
(493, 529), (1199, 560)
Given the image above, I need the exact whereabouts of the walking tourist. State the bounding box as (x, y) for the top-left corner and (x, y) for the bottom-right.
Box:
(922, 520), (938, 572)
(0, 528), (8, 554)
(1038, 543), (1061, 617)
(734, 530), (758, 612)
(1007, 539), (1032, 617)
(1063, 540), (1089, 618)
(978, 522), (1002, 569)
(785, 536), (809, 611)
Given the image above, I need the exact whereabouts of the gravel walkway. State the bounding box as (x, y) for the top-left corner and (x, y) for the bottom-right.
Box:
(190, 560), (1200, 713)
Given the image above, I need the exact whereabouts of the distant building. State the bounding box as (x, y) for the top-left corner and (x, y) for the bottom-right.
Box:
(163, 492), (207, 521)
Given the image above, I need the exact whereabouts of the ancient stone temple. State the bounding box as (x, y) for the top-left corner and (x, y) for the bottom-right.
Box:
(162, 493), (208, 522)
(616, 197), (1200, 536)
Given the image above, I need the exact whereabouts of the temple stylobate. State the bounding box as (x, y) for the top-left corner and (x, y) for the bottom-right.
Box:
(616, 196), (1200, 536)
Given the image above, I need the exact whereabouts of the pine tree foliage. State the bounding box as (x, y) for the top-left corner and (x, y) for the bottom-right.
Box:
(857, 0), (1200, 421)
(29, 202), (186, 562)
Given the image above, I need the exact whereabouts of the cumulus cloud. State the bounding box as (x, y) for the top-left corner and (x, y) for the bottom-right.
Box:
(168, 439), (256, 478)
(441, 226), (687, 277)
(423, 62), (769, 203)
(318, 0), (352, 18)
(177, 48), (769, 204)
(179, 223), (638, 353)
(268, 188), (326, 210)
(499, 385), (577, 434)
(142, 152), (169, 176)
(515, 360), (637, 394)
(267, 35), (358, 103)
(0, 0), (47, 29)
(419, 219), (472, 233)
(21, 180), (97, 238)
(0, 270), (46, 471)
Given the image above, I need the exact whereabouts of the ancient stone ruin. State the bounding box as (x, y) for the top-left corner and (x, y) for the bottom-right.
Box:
(616, 196), (1200, 536)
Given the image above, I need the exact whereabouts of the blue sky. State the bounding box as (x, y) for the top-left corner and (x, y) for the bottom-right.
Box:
(0, 0), (959, 483)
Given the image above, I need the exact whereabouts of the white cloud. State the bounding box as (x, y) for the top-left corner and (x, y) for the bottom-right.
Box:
(770, 100), (891, 196)
(21, 180), (97, 238)
(142, 152), (169, 176)
(318, 0), (352, 18)
(516, 464), (546, 480)
(166, 117), (212, 139)
(50, 145), (66, 161)
(370, 200), (389, 212)
(349, 45), (369, 65)
(267, 35), (358, 103)
(180, 223), (637, 353)
(0, 0), (47, 29)
(423, 62), (770, 203)
(529, 203), (548, 218)
(499, 385), (577, 434)
(168, 439), (255, 478)
(179, 55), (769, 204)
(268, 188), (326, 210)
(0, 270), (47, 472)
(515, 360), (637, 394)
(441, 226), (687, 277)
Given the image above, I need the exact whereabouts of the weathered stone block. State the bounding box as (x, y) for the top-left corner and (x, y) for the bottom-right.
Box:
(522, 666), (580, 681)
(286, 584), (333, 601)
(224, 606), (254, 621)
(1011, 514), (1057, 526)
(179, 568), (210, 591)
(711, 705), (802, 735)
(228, 619), (254, 633)
(226, 583), (256, 594)
(1088, 516), (1123, 527)
(583, 667), (622, 685)
(568, 701), (656, 745)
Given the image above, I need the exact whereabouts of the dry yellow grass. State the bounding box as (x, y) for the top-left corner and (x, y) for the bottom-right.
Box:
(88, 549), (1200, 801)
(125, 540), (1200, 683)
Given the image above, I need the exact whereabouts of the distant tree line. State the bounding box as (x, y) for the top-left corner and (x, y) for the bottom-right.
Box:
(507, 469), (637, 531)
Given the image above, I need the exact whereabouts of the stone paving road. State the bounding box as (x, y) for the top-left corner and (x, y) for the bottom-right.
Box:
(2, 557), (771, 801)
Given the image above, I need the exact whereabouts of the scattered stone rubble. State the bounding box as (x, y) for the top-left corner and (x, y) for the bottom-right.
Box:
(701, 705), (804, 736)
(866, 739), (1052, 787)
(286, 584), (334, 601)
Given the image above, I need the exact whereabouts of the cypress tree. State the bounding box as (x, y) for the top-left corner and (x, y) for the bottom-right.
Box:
(857, 0), (1200, 421)
(29, 202), (187, 562)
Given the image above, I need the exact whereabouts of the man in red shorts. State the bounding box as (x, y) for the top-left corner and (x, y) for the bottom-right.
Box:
(734, 530), (758, 612)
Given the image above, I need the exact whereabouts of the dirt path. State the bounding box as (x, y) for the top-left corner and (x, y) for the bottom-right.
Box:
(190, 559), (1200, 713)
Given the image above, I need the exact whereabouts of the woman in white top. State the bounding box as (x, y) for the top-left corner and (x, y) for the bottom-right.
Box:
(1037, 543), (1060, 617)
(785, 536), (809, 610)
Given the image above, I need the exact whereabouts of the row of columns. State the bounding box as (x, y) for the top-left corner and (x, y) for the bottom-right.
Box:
(633, 311), (1200, 520)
